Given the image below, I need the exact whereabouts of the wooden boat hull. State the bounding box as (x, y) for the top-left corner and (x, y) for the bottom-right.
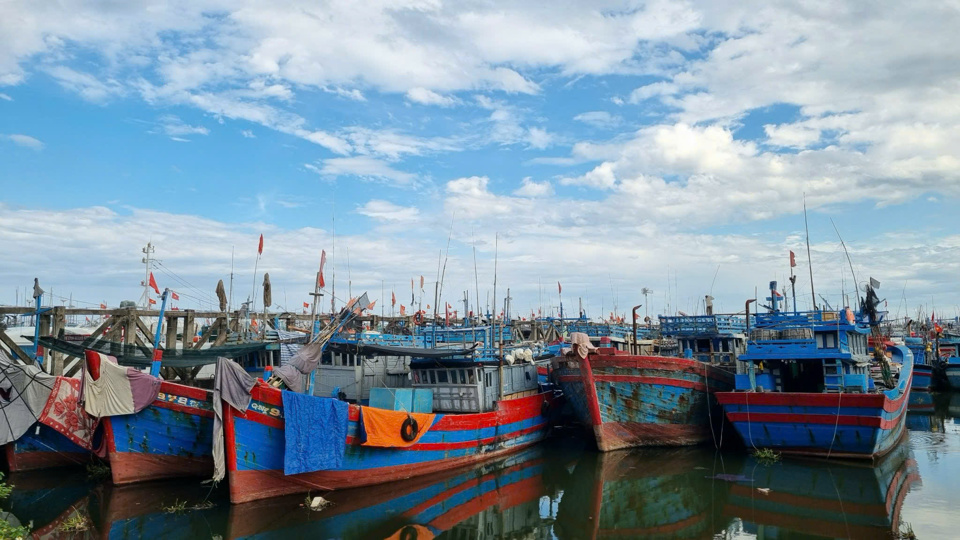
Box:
(716, 362), (912, 459)
(912, 364), (933, 391)
(102, 381), (214, 484)
(223, 384), (555, 504)
(4, 423), (90, 472)
(554, 352), (735, 451)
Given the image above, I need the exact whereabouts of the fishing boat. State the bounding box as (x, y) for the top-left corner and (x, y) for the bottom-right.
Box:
(552, 332), (735, 451)
(715, 280), (912, 459)
(904, 336), (934, 391)
(937, 333), (960, 389)
(84, 350), (215, 484)
(218, 294), (557, 504)
(5, 424), (91, 472)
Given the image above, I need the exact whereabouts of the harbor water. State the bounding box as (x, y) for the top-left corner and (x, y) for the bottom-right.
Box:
(4, 391), (958, 539)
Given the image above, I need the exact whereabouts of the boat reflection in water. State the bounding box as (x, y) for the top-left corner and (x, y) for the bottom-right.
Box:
(2, 468), (95, 538)
(723, 443), (919, 539)
(554, 446), (730, 539)
(225, 442), (566, 539)
(908, 390), (935, 413)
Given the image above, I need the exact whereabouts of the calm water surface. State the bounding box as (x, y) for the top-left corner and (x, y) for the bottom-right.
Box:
(5, 392), (960, 539)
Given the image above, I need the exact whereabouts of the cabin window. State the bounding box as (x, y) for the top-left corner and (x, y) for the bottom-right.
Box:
(485, 373), (492, 387)
(437, 370), (449, 383)
(525, 371), (531, 381)
(321, 352), (332, 365)
(721, 340), (730, 352)
(429, 371), (436, 384)
(816, 332), (837, 349)
(469, 370), (477, 384)
(459, 369), (467, 384)
(412, 371), (420, 384)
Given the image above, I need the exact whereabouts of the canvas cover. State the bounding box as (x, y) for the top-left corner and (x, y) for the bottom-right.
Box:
(359, 406), (436, 448)
(0, 360), (55, 445)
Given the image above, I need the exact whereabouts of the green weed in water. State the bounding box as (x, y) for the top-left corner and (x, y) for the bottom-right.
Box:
(0, 518), (30, 539)
(58, 512), (91, 533)
(162, 499), (188, 514)
(752, 447), (781, 464)
(0, 473), (13, 499)
(86, 462), (111, 480)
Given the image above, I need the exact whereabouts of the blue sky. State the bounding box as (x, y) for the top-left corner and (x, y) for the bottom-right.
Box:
(1, 1), (958, 319)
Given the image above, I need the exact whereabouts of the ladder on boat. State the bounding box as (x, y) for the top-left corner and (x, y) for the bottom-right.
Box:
(823, 359), (843, 393)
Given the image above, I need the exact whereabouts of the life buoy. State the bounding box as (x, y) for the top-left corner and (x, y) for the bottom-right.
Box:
(413, 311), (424, 325)
(400, 416), (419, 442)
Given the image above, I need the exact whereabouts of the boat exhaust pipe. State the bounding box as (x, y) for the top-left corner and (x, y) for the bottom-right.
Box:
(745, 299), (756, 333)
(632, 304), (642, 355)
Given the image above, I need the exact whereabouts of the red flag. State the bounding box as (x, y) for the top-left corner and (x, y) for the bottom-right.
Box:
(148, 272), (160, 295)
(148, 298), (157, 305)
(318, 250), (327, 288)
(99, 303), (106, 309)
(400, 305), (406, 316)
(558, 281), (562, 295)
(789, 250), (796, 268)
(303, 302), (310, 308)
(391, 291), (396, 307)
(258, 234), (264, 255)
(445, 303), (450, 325)
(366, 300), (376, 311)
(171, 291), (180, 301)
(419, 275), (424, 289)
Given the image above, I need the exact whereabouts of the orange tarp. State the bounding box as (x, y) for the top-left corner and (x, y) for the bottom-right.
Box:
(360, 406), (436, 448)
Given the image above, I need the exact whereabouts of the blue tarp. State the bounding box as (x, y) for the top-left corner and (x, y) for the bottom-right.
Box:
(282, 391), (348, 475)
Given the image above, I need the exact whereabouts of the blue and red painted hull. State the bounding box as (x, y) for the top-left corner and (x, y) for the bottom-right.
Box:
(4, 423), (90, 472)
(554, 350), (735, 451)
(943, 358), (960, 389)
(223, 383), (555, 504)
(716, 361), (912, 459)
(912, 364), (933, 391)
(102, 381), (214, 484)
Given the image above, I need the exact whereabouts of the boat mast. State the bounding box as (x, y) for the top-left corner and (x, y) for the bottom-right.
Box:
(803, 195), (817, 310)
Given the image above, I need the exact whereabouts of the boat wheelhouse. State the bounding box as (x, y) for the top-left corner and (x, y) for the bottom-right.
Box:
(904, 336), (934, 391)
(658, 311), (746, 368)
(716, 281), (912, 459)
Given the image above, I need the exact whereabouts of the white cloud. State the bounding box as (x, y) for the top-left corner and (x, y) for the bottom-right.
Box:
(0, 93), (11, 101)
(573, 111), (621, 128)
(526, 127), (553, 149)
(513, 177), (553, 197)
(241, 129), (255, 138)
(357, 200), (421, 223)
(158, 115), (209, 139)
(313, 156), (418, 186)
(406, 88), (457, 107)
(764, 123), (821, 148)
(3, 134), (44, 150)
(44, 65), (123, 103)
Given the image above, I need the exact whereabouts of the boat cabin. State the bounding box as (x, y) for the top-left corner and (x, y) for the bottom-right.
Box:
(411, 362), (539, 413)
(659, 314), (746, 366)
(735, 307), (880, 394)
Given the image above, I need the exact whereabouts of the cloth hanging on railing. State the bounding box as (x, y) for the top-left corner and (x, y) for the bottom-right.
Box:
(212, 357), (256, 482)
(282, 391), (348, 475)
(82, 351), (162, 417)
(359, 406), (435, 448)
(38, 377), (98, 450)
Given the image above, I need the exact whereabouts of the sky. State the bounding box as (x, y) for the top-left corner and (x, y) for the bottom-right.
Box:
(1, 0), (959, 321)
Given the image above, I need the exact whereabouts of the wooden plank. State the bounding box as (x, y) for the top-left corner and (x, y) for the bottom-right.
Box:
(166, 315), (178, 351)
(213, 319), (229, 347)
(0, 331), (33, 365)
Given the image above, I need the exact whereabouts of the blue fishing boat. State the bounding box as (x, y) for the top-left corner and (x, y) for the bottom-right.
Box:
(4, 424), (91, 472)
(904, 336), (934, 391)
(937, 333), (960, 389)
(553, 333), (735, 451)
(659, 310), (747, 366)
(219, 294), (556, 504)
(716, 281), (912, 459)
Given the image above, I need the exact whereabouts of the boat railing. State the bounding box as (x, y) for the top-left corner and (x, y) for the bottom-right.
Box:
(659, 314), (746, 336)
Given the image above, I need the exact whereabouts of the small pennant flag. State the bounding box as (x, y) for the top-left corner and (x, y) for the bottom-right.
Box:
(420, 275), (424, 290)
(400, 305), (406, 316)
(303, 302), (310, 309)
(789, 250), (796, 268)
(148, 272), (160, 295)
(391, 291), (396, 307)
(558, 281), (562, 295)
(148, 298), (157, 305)
(100, 303), (107, 309)
(171, 291), (180, 301)
(258, 234), (264, 255)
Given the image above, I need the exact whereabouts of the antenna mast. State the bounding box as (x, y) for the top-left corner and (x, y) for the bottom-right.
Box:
(140, 242), (155, 309)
